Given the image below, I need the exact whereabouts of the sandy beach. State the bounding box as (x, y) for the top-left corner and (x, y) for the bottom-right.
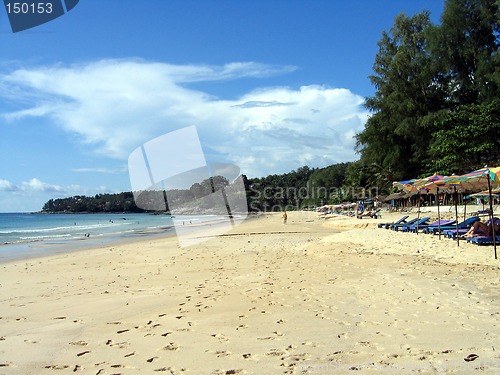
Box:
(0, 211), (499, 374)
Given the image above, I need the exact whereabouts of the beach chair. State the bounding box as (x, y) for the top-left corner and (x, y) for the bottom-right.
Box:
(377, 215), (408, 229)
(443, 228), (470, 239)
(466, 235), (500, 245)
(390, 217), (419, 231)
(424, 216), (480, 235)
(398, 217), (431, 232)
(407, 219), (456, 233)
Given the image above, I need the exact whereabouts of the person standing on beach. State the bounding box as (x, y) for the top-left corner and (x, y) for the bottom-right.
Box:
(283, 210), (288, 224)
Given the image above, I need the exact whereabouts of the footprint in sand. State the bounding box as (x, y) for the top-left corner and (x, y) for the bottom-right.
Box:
(257, 336), (276, 341)
(69, 341), (89, 346)
(215, 350), (231, 357)
(212, 333), (229, 342)
(213, 370), (243, 375)
(265, 349), (287, 357)
(163, 342), (180, 351)
(108, 341), (130, 349)
(44, 365), (70, 369)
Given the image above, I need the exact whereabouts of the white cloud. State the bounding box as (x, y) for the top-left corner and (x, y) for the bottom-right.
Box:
(21, 178), (68, 193)
(0, 179), (19, 192)
(0, 178), (119, 212)
(0, 178), (104, 196)
(0, 59), (368, 177)
(71, 167), (124, 174)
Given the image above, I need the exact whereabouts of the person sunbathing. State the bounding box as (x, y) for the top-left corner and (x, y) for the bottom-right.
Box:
(464, 217), (500, 238)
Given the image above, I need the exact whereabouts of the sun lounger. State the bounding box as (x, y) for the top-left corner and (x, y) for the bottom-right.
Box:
(389, 217), (418, 231)
(407, 219), (456, 233)
(390, 217), (421, 231)
(424, 216), (480, 235)
(377, 215), (408, 229)
(469, 209), (490, 217)
(466, 235), (500, 245)
(443, 228), (470, 238)
(398, 217), (431, 232)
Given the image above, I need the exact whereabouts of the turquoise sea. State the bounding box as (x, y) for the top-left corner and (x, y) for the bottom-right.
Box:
(0, 213), (210, 261)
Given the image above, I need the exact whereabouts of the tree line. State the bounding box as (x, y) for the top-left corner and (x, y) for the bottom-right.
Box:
(356, 0), (499, 186)
(41, 165), (367, 213)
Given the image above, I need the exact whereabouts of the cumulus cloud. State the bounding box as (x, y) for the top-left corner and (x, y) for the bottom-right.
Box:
(0, 179), (19, 192)
(21, 178), (69, 193)
(0, 178), (99, 196)
(0, 59), (368, 177)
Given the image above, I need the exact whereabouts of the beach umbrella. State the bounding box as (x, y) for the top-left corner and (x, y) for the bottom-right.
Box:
(420, 179), (449, 239)
(392, 179), (418, 192)
(393, 175), (446, 234)
(413, 174), (446, 235)
(420, 175), (472, 245)
(467, 189), (500, 200)
(446, 167), (500, 259)
(392, 179), (420, 211)
(466, 189), (500, 213)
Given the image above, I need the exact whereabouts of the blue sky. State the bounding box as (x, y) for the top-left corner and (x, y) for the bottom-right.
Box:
(0, 0), (444, 212)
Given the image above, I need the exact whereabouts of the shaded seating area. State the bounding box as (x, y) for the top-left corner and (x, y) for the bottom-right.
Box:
(385, 168), (500, 259)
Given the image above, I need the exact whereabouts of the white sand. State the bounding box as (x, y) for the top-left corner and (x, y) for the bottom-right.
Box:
(0, 211), (499, 374)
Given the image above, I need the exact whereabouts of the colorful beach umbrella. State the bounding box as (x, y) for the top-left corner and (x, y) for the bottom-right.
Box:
(419, 176), (452, 240)
(445, 167), (500, 192)
(467, 189), (500, 199)
(446, 167), (500, 259)
(412, 174), (447, 236)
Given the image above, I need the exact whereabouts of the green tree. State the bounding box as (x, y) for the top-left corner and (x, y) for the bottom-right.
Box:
(427, 99), (500, 173)
(427, 0), (500, 104)
(357, 12), (447, 180)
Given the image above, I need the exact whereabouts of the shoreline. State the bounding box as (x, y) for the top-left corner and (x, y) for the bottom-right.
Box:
(0, 211), (499, 374)
(0, 213), (247, 263)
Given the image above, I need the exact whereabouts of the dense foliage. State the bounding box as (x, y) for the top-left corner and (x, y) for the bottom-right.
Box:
(42, 192), (144, 213)
(428, 99), (500, 173)
(356, 0), (500, 185)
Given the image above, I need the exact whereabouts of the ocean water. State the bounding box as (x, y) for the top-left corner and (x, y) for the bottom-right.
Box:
(0, 212), (214, 261)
